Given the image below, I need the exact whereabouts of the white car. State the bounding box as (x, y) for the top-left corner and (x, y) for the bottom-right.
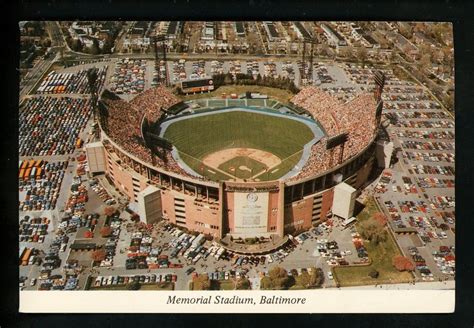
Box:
(266, 255), (273, 263)
(327, 272), (334, 280)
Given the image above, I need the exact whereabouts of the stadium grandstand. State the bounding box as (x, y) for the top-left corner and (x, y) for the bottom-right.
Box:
(91, 72), (384, 244)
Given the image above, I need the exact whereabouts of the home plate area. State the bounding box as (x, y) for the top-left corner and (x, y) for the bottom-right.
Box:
(202, 148), (282, 181)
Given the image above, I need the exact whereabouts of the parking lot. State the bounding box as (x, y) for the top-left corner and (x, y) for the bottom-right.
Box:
(327, 62), (456, 283)
(18, 57), (454, 291)
(19, 96), (92, 156)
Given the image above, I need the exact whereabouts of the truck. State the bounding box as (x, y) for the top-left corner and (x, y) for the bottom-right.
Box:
(214, 247), (225, 260)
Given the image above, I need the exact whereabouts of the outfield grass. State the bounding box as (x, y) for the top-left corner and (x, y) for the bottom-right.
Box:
(163, 111), (314, 181)
(218, 156), (267, 179)
(179, 85), (295, 104)
(333, 198), (413, 287)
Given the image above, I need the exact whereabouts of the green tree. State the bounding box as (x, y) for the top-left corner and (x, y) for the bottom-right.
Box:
(295, 268), (324, 288)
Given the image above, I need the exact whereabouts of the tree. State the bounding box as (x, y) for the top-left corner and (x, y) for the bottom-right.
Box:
(373, 212), (388, 226)
(356, 46), (368, 63)
(71, 38), (83, 52)
(104, 206), (116, 217)
(193, 274), (211, 290)
(236, 277), (251, 290)
(309, 267), (324, 287)
(339, 47), (352, 59)
(267, 266), (292, 290)
(84, 230), (94, 238)
(359, 221), (387, 245)
(90, 38), (101, 55)
(126, 281), (141, 290)
(392, 256), (415, 272)
(369, 270), (379, 279)
(100, 226), (112, 238)
(295, 271), (311, 288)
(295, 267), (324, 288)
(260, 276), (273, 290)
(102, 36), (114, 54)
(90, 249), (106, 262)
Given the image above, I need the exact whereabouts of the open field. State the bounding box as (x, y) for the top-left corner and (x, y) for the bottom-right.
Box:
(179, 85), (295, 103)
(333, 198), (413, 287)
(163, 110), (314, 181)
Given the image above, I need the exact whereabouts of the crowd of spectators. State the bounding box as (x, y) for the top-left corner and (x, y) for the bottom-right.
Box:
(291, 86), (342, 136)
(100, 87), (204, 180)
(19, 97), (91, 156)
(129, 86), (181, 123)
(289, 86), (378, 180)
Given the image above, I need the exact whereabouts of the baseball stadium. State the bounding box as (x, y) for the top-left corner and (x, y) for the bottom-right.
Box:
(89, 72), (385, 252)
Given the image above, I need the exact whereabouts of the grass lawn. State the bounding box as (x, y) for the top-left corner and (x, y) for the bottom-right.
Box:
(218, 156), (267, 179)
(140, 282), (174, 290)
(163, 111), (314, 181)
(333, 198), (413, 287)
(254, 151), (303, 181)
(218, 280), (236, 290)
(179, 85), (295, 104)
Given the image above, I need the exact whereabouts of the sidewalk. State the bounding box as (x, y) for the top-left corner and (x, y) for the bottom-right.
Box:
(336, 280), (454, 290)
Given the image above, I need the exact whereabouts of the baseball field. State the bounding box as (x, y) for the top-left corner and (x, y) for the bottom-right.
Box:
(162, 110), (315, 181)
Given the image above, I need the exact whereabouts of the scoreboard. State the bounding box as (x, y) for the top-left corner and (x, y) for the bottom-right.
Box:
(181, 78), (214, 94)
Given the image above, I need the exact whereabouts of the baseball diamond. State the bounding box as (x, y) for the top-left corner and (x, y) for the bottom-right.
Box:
(160, 108), (320, 181)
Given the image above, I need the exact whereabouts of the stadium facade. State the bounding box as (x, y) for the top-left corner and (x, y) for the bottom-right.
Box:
(89, 72), (384, 243)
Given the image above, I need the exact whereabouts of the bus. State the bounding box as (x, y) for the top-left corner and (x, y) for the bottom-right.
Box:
(21, 248), (32, 266)
(27, 160), (35, 168)
(24, 168), (32, 180)
(19, 168), (25, 179)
